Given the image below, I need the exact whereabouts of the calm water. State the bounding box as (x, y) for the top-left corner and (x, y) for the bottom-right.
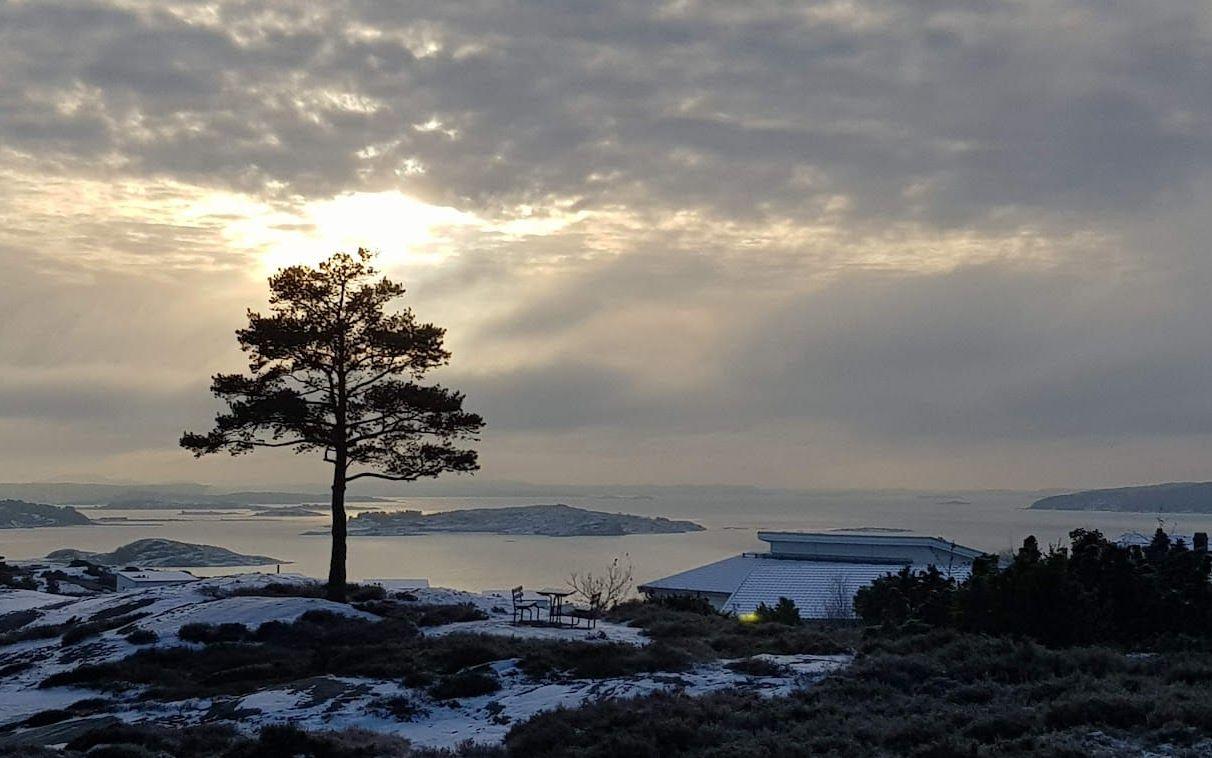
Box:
(4, 491), (1211, 591)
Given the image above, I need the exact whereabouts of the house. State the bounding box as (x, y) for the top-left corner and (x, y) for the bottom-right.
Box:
(638, 531), (983, 619)
(115, 569), (197, 591)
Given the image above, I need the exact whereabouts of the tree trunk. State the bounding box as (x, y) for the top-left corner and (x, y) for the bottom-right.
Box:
(327, 451), (348, 602)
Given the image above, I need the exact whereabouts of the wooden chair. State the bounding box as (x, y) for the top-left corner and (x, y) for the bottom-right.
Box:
(511, 586), (540, 625)
(567, 592), (603, 629)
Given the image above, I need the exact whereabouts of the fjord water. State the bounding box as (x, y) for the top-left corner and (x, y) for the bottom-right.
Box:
(6, 491), (1212, 591)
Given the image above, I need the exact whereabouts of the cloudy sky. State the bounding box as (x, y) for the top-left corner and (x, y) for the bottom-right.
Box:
(2, 0), (1212, 490)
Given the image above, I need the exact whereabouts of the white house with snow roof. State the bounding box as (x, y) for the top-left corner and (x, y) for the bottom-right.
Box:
(638, 531), (984, 618)
(115, 569), (197, 591)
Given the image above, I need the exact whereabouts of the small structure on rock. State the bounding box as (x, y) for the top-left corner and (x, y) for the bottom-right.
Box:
(115, 569), (197, 591)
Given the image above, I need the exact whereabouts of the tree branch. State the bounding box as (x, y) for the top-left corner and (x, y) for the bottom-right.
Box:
(345, 471), (418, 483)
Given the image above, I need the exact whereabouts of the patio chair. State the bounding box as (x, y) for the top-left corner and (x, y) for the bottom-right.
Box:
(511, 586), (540, 625)
(566, 592), (603, 629)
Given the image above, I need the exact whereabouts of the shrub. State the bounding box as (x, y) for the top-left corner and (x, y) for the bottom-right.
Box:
(353, 599), (487, 626)
(368, 694), (428, 721)
(125, 628), (158, 645)
(754, 597), (801, 625)
(89, 598), (156, 622)
(430, 668), (501, 700)
(622, 595), (720, 616)
(504, 635), (1212, 757)
(218, 581), (386, 603)
(61, 612), (149, 646)
(22, 709), (73, 727)
(1045, 694), (1150, 730)
(725, 657), (791, 677)
(178, 622), (249, 644)
(0, 608), (40, 633)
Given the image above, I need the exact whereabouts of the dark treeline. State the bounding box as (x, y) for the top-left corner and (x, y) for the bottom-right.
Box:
(855, 528), (1212, 647)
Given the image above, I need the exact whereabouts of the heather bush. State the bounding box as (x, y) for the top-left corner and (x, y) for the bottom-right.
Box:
(60, 611), (149, 646)
(753, 596), (801, 625)
(429, 668), (501, 700)
(178, 622), (250, 644)
(505, 633), (1212, 757)
(124, 628), (158, 645)
(725, 656), (791, 677)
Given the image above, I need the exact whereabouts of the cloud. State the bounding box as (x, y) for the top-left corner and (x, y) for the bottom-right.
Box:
(2, 0), (1212, 487)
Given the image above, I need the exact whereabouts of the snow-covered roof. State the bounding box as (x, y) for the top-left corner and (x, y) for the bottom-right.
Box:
(640, 533), (980, 619)
(638, 555), (763, 595)
(722, 561), (972, 618)
(116, 570), (196, 583)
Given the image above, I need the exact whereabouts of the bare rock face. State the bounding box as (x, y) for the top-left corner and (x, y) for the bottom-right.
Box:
(46, 538), (285, 567)
(0, 500), (92, 528)
(346, 503), (705, 537)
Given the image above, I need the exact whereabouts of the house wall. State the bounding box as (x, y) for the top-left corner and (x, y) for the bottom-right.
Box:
(115, 577), (193, 591)
(764, 539), (973, 568)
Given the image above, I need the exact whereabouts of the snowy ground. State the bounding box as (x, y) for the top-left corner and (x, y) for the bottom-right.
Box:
(0, 574), (852, 750)
(412, 586), (650, 646)
(126, 653), (851, 749)
(0, 573), (364, 724)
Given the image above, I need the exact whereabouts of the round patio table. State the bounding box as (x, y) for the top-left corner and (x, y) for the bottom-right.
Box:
(536, 588), (575, 625)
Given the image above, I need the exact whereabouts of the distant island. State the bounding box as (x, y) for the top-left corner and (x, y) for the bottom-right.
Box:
(251, 506), (324, 517)
(1031, 482), (1212, 513)
(46, 538), (286, 567)
(334, 503), (705, 537)
(98, 491), (388, 509)
(0, 500), (92, 528)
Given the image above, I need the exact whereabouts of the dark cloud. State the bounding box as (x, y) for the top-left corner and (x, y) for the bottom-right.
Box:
(3, 0), (1209, 219)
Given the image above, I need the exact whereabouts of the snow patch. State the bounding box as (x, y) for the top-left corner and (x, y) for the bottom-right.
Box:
(0, 589), (70, 613)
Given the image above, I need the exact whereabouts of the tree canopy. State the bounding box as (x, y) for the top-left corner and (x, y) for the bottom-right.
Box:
(182, 250), (484, 598)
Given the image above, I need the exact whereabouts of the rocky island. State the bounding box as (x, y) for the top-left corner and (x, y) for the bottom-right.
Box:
(0, 499), (92, 528)
(339, 503), (705, 537)
(252, 506), (324, 517)
(1031, 482), (1212, 513)
(46, 538), (285, 567)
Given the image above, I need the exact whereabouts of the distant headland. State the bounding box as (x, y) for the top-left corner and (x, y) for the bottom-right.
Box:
(1030, 482), (1212, 513)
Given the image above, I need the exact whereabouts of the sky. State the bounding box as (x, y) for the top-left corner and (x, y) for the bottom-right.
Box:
(2, 0), (1212, 491)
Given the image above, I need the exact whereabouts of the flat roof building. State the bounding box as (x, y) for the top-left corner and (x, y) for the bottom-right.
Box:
(639, 531), (982, 619)
(115, 570), (197, 592)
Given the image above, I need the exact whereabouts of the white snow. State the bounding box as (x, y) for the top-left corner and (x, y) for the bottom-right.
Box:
(425, 617), (650, 646)
(121, 653), (851, 749)
(0, 589), (70, 612)
(0, 572), (853, 747)
(135, 595), (377, 638)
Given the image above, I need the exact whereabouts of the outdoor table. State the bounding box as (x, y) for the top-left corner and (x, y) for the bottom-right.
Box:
(536, 588), (575, 625)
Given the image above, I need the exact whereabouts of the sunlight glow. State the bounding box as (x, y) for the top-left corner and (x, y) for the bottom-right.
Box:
(242, 191), (479, 273)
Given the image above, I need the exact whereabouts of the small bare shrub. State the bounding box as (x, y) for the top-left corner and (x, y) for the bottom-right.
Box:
(568, 555), (634, 609)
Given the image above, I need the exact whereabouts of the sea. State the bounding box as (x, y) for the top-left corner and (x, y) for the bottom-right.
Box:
(5, 490), (1212, 592)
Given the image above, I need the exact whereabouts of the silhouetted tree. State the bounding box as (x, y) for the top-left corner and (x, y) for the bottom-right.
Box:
(857, 528), (1212, 646)
(182, 250), (484, 600)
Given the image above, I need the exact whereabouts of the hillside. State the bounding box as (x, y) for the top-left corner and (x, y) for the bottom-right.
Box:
(1030, 481), (1212, 512)
(344, 503), (705, 537)
(0, 500), (92, 528)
